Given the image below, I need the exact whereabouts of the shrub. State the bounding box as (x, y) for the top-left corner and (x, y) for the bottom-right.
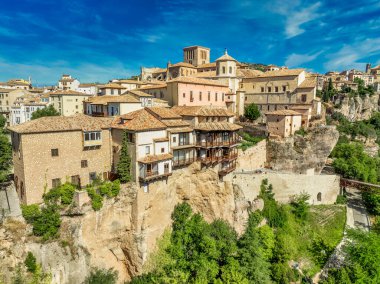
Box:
(290, 192), (310, 220)
(43, 183), (76, 206)
(111, 180), (121, 197)
(21, 204), (41, 224)
(362, 191), (380, 215)
(84, 268), (118, 284)
(244, 103), (260, 121)
(87, 187), (103, 211)
(310, 237), (334, 266)
(294, 128), (307, 137)
(32, 205), (61, 241)
(24, 252), (37, 273)
(335, 194), (347, 205)
(99, 182), (113, 197)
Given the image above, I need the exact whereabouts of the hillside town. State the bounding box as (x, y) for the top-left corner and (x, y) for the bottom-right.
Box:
(1, 45), (380, 284)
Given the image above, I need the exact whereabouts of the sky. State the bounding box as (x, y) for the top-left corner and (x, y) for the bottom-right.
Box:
(1, 0), (380, 85)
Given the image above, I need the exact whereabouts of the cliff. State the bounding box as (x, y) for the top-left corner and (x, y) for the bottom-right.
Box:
(334, 94), (379, 121)
(267, 126), (339, 174)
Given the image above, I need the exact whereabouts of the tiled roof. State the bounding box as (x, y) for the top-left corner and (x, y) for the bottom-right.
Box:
(8, 114), (112, 134)
(216, 51), (237, 62)
(112, 109), (166, 131)
(59, 78), (74, 82)
(85, 94), (140, 105)
(139, 84), (167, 90)
(298, 77), (317, 88)
(112, 79), (145, 84)
(237, 69), (264, 77)
(127, 89), (153, 97)
(138, 153), (173, 164)
(48, 90), (92, 96)
(197, 62), (216, 69)
(152, 98), (169, 104)
(162, 119), (190, 127)
(265, 110), (302, 116)
(251, 68), (305, 78)
(172, 106), (235, 117)
(194, 122), (242, 131)
(167, 127), (193, 133)
(194, 71), (216, 78)
(168, 77), (228, 87)
(98, 83), (126, 89)
(79, 83), (97, 87)
(170, 62), (196, 68)
(153, 137), (169, 142)
(146, 107), (182, 119)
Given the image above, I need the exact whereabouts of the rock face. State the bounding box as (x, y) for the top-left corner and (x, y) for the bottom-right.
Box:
(335, 94), (379, 121)
(267, 126), (339, 174)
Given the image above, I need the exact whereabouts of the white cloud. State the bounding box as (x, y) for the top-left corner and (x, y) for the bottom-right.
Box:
(324, 37), (380, 71)
(285, 51), (323, 67)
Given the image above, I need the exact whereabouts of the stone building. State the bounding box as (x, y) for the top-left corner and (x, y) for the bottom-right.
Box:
(183, 45), (210, 66)
(48, 90), (93, 116)
(8, 114), (113, 204)
(0, 89), (33, 126)
(58, 75), (80, 91)
(10, 93), (47, 125)
(266, 110), (302, 138)
(98, 83), (127, 96)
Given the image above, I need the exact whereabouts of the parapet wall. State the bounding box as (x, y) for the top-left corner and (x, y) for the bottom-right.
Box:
(231, 171), (340, 205)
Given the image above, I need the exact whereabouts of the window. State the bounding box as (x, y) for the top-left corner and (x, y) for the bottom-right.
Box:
(275, 86), (278, 92)
(229, 66), (232, 74)
(261, 87), (264, 92)
(84, 131), (101, 141)
(76, 105), (78, 109)
(145, 146), (150, 154)
(52, 178), (61, 188)
(301, 94), (307, 102)
(199, 92), (202, 101)
(81, 160), (88, 168)
(190, 91), (194, 102)
(282, 86), (286, 92)
(127, 133), (135, 143)
(51, 148), (59, 157)
(111, 89), (114, 95)
(215, 92), (218, 101)
(222, 66), (226, 74)
(161, 148), (165, 153)
(240, 83), (243, 88)
(183, 92), (186, 98)
(268, 87), (272, 92)
(317, 192), (322, 201)
(71, 175), (80, 186)
(173, 136), (177, 143)
(245, 96), (247, 101)
(164, 163), (169, 173)
(222, 93), (225, 101)
(89, 172), (97, 182)
(208, 92), (211, 101)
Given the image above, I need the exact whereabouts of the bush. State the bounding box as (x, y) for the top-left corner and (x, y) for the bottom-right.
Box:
(84, 268), (118, 284)
(43, 183), (76, 206)
(294, 128), (307, 137)
(290, 192), (310, 220)
(21, 204), (41, 224)
(111, 180), (121, 197)
(362, 191), (380, 215)
(32, 205), (61, 241)
(99, 182), (113, 197)
(335, 194), (347, 205)
(87, 187), (103, 211)
(24, 252), (37, 273)
(244, 103), (260, 121)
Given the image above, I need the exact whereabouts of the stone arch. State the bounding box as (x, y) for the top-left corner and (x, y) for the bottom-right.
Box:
(317, 192), (322, 202)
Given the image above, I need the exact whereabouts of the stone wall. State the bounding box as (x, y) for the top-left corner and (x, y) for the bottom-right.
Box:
(231, 171), (340, 205)
(334, 93), (379, 121)
(236, 140), (267, 171)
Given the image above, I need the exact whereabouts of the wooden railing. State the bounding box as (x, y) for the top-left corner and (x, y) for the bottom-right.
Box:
(196, 139), (240, 147)
(173, 157), (196, 167)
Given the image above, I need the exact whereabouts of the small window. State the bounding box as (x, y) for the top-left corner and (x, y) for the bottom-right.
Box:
(81, 160), (88, 168)
(275, 86), (278, 92)
(301, 94), (307, 102)
(229, 66), (232, 74)
(51, 148), (59, 157)
(208, 92), (211, 101)
(261, 87), (264, 92)
(183, 92), (186, 98)
(89, 172), (97, 182)
(222, 66), (226, 74)
(52, 178), (61, 188)
(317, 192), (322, 201)
(145, 146), (150, 154)
(245, 96), (247, 101)
(161, 148), (165, 153)
(282, 86), (286, 92)
(71, 175), (80, 186)
(222, 93), (225, 101)
(268, 87), (272, 92)
(215, 92), (218, 101)
(173, 136), (177, 143)
(199, 92), (202, 101)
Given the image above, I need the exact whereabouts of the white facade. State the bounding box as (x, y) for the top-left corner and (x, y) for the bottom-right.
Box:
(77, 85), (98, 95)
(10, 104), (47, 125)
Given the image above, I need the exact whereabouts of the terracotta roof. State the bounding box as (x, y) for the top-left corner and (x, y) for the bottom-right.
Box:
(167, 127), (193, 133)
(127, 89), (153, 97)
(139, 84), (167, 90)
(194, 71), (216, 78)
(153, 137), (169, 142)
(250, 69), (305, 78)
(98, 83), (126, 89)
(197, 62), (216, 69)
(59, 78), (74, 82)
(265, 110), (302, 116)
(79, 83), (97, 87)
(172, 106), (234, 117)
(298, 77), (316, 88)
(162, 120), (190, 127)
(112, 79), (145, 85)
(168, 77), (228, 87)
(85, 94), (140, 105)
(194, 122), (242, 131)
(112, 109), (166, 131)
(216, 51), (237, 62)
(146, 107), (182, 119)
(8, 114), (112, 134)
(152, 98), (169, 104)
(151, 68), (167, 73)
(48, 90), (92, 96)
(170, 62), (196, 68)
(237, 69), (264, 77)
(138, 153), (173, 164)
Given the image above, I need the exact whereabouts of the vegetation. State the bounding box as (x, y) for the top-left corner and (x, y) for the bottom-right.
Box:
(84, 268), (118, 284)
(12, 259), (51, 284)
(24, 252), (37, 273)
(30, 105), (60, 120)
(86, 179), (121, 211)
(244, 103), (261, 121)
(43, 182), (76, 206)
(0, 114), (12, 183)
(117, 132), (132, 183)
(362, 189), (380, 216)
(294, 127), (307, 137)
(129, 180), (346, 283)
(238, 132), (265, 151)
(322, 78), (336, 102)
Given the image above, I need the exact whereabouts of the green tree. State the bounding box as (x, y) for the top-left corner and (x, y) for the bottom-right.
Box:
(24, 252), (37, 273)
(116, 132), (132, 183)
(290, 192), (310, 220)
(0, 127), (12, 183)
(32, 205), (61, 241)
(0, 115), (6, 128)
(84, 268), (118, 284)
(31, 105), (60, 120)
(244, 103), (261, 121)
(322, 78), (335, 102)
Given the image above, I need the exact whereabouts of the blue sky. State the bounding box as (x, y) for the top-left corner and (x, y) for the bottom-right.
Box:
(1, 0), (380, 84)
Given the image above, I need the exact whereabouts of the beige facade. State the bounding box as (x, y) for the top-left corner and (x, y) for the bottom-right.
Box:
(9, 115), (113, 204)
(0, 89), (34, 126)
(183, 46), (210, 66)
(266, 110), (302, 138)
(49, 90), (93, 116)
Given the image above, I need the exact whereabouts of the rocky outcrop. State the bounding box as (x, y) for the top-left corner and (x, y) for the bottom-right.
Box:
(335, 94), (379, 121)
(267, 126), (339, 174)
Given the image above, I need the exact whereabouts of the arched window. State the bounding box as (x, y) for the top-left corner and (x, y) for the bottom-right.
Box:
(229, 66), (232, 74)
(222, 67), (226, 74)
(317, 192), (322, 202)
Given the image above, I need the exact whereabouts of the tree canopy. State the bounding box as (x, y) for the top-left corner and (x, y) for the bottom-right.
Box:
(0, 115), (12, 182)
(116, 132), (132, 183)
(31, 105), (60, 120)
(244, 103), (261, 121)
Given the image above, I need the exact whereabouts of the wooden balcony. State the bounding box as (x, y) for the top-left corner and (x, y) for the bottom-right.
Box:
(196, 139), (240, 148)
(200, 156), (223, 165)
(223, 153), (238, 161)
(139, 169), (172, 182)
(219, 165), (236, 176)
(173, 157), (196, 167)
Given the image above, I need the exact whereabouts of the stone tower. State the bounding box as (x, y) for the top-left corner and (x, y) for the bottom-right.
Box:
(183, 46), (210, 67)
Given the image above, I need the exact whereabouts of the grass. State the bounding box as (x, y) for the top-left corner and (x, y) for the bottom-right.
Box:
(280, 205), (346, 276)
(238, 132), (266, 151)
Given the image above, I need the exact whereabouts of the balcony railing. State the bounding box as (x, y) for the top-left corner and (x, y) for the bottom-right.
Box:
(200, 156), (223, 165)
(139, 169), (172, 182)
(223, 153), (238, 161)
(196, 139), (240, 148)
(173, 157), (196, 167)
(219, 165), (236, 176)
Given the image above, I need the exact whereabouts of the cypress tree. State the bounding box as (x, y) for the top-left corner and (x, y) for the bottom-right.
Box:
(116, 132), (132, 183)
